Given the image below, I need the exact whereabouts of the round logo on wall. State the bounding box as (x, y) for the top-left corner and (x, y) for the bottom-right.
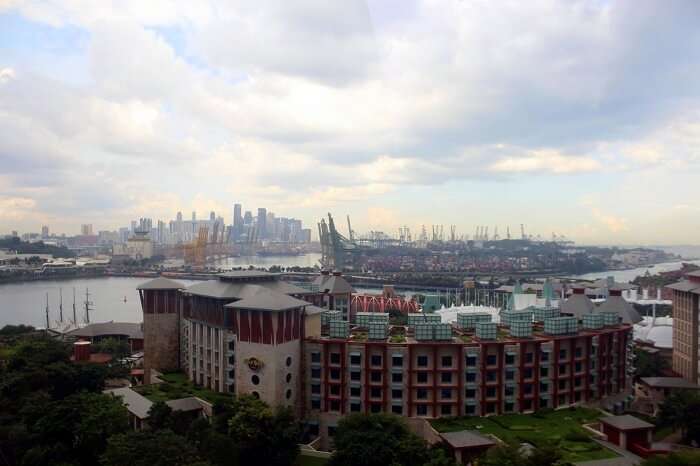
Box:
(245, 357), (264, 372)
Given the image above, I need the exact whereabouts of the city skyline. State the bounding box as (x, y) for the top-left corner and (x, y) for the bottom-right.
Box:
(2, 1), (700, 244)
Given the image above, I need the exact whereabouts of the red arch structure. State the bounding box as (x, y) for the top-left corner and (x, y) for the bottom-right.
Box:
(351, 294), (419, 315)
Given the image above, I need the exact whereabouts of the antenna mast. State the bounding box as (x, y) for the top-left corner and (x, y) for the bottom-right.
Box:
(72, 287), (77, 325)
(59, 288), (63, 322)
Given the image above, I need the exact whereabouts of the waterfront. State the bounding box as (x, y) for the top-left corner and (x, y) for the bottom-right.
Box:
(2, 257), (699, 328)
(569, 259), (700, 282)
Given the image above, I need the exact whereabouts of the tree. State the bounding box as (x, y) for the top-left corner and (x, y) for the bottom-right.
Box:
(641, 451), (700, 466)
(25, 392), (129, 466)
(100, 430), (210, 466)
(148, 401), (173, 431)
(328, 413), (431, 466)
(93, 338), (131, 359)
(479, 443), (561, 466)
(228, 395), (300, 466)
(634, 348), (670, 379)
(659, 391), (700, 444)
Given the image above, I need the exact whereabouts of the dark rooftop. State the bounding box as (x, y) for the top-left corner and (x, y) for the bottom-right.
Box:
(439, 430), (496, 449)
(68, 321), (143, 339)
(600, 415), (654, 431)
(225, 291), (310, 312)
(137, 277), (185, 290)
(640, 377), (700, 389)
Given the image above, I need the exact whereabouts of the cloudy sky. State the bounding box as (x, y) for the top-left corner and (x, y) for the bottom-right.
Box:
(1, 0), (699, 244)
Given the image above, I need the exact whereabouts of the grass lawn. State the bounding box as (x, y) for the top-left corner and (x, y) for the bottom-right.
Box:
(134, 371), (233, 405)
(294, 454), (329, 466)
(431, 407), (617, 463)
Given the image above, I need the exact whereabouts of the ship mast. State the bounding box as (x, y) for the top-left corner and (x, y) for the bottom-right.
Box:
(45, 293), (50, 331)
(72, 287), (77, 325)
(59, 288), (63, 322)
(84, 288), (94, 324)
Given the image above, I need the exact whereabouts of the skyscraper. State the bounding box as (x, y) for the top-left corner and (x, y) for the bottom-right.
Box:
(233, 203), (242, 241)
(257, 208), (267, 239)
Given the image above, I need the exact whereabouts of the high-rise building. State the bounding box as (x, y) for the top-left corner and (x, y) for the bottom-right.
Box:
(192, 211), (196, 222)
(257, 208), (267, 239)
(41, 225), (49, 238)
(210, 211), (216, 222)
(233, 203), (243, 241)
(176, 211), (183, 222)
(244, 211), (253, 226)
(668, 271), (700, 384)
(80, 224), (93, 236)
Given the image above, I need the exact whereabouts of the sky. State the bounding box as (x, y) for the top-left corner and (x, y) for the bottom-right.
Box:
(1, 0), (700, 245)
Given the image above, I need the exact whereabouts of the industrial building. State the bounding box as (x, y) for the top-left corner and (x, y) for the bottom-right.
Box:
(138, 271), (633, 449)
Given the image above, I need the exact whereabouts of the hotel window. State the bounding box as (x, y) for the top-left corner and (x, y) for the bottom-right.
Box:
(416, 405), (428, 416)
(311, 384), (321, 394)
(465, 372), (476, 383)
(575, 362), (582, 373)
(392, 405), (403, 415)
(559, 364), (567, 375)
(524, 367), (533, 379)
(311, 352), (321, 363)
(441, 356), (453, 367)
(330, 401), (340, 412)
(523, 384), (532, 395)
(504, 370), (514, 381)
(417, 372), (428, 383)
(505, 402), (514, 412)
(330, 369), (340, 380)
(558, 380), (567, 390)
(505, 354), (515, 365)
(417, 389), (428, 400)
(417, 355), (429, 367)
(465, 388), (476, 398)
(523, 399), (532, 410)
(486, 402), (496, 414)
(486, 387), (496, 398)
(486, 371), (497, 382)
(330, 385), (340, 396)
(505, 386), (514, 397)
(311, 368), (321, 379)
(371, 387), (382, 398)
(392, 372), (403, 383)
(350, 354), (361, 365)
(311, 399), (320, 410)
(466, 404), (476, 415)
(559, 349), (567, 360)
(350, 402), (361, 412)
(370, 403), (381, 413)
(525, 353), (533, 363)
(540, 382), (548, 392)
(350, 371), (361, 381)
(441, 405), (452, 416)
(541, 351), (549, 362)
(575, 347), (583, 358)
(574, 377), (582, 387)
(371, 371), (382, 383)
(392, 389), (403, 399)
(371, 355), (382, 367)
(466, 355), (477, 367)
(441, 389), (452, 400)
(350, 386), (361, 397)
(392, 355), (403, 367)
(330, 353), (341, 364)
(540, 398), (548, 408)
(486, 354), (497, 366)
(540, 367), (549, 378)
(441, 372), (452, 384)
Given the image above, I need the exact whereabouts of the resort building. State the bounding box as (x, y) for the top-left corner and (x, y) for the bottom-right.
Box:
(137, 271), (634, 448)
(667, 271), (700, 384)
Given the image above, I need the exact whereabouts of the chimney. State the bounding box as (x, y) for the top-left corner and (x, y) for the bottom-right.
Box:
(74, 340), (91, 362)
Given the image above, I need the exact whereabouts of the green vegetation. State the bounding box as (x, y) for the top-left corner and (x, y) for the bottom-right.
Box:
(431, 407), (616, 463)
(0, 324), (36, 336)
(659, 390), (700, 445)
(389, 334), (406, 343)
(635, 348), (670, 379)
(479, 443), (561, 466)
(295, 454), (329, 466)
(329, 413), (458, 466)
(641, 450), (700, 466)
(134, 371), (233, 405)
(93, 337), (132, 359)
